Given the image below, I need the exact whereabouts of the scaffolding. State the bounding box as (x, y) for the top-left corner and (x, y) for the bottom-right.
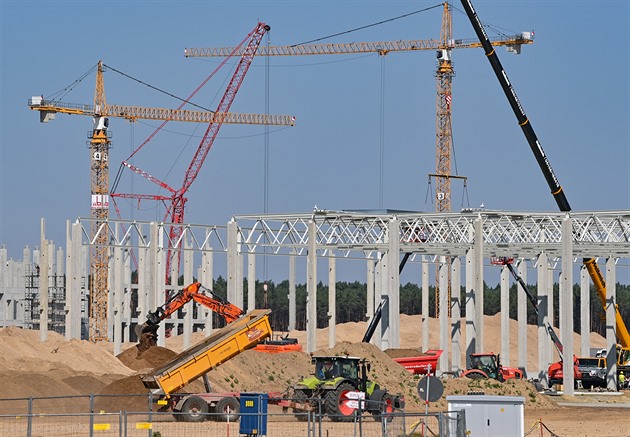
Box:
(24, 264), (68, 335)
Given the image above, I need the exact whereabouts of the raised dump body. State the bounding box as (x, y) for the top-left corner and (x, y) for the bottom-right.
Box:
(393, 349), (443, 375)
(142, 309), (272, 395)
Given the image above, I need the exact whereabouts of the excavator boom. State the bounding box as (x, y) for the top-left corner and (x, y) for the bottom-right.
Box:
(136, 282), (244, 350)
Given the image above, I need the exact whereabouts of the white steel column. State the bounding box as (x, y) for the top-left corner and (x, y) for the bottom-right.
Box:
(451, 256), (462, 373)
(605, 258), (618, 390)
(306, 220), (317, 354)
(580, 265), (590, 357)
(328, 254), (336, 348)
(500, 264), (510, 366)
(517, 260), (528, 375)
(561, 217), (575, 395)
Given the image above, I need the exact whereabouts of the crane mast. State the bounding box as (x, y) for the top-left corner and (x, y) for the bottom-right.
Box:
(29, 50), (294, 340)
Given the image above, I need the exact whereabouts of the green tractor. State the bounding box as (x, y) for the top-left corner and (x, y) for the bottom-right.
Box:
(291, 355), (404, 422)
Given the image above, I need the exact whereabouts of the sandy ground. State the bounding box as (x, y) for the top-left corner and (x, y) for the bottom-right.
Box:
(0, 314), (628, 437)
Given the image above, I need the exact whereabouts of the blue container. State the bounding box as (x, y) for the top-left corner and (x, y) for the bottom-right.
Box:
(239, 393), (268, 436)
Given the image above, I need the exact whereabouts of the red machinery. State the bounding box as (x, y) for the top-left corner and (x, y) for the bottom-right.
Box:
(393, 349), (443, 375)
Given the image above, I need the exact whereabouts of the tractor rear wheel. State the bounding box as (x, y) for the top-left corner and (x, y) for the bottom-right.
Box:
(325, 383), (357, 422)
(372, 393), (395, 422)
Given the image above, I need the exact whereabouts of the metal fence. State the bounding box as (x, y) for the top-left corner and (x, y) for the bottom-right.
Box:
(0, 395), (463, 437)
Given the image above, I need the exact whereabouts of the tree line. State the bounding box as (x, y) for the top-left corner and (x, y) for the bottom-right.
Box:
(207, 276), (630, 340)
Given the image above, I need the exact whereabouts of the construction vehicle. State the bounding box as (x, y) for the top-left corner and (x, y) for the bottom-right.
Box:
(141, 309), (272, 422)
(459, 0), (630, 387)
(462, 352), (524, 381)
(393, 350), (443, 375)
(136, 282), (301, 353)
(291, 355), (404, 422)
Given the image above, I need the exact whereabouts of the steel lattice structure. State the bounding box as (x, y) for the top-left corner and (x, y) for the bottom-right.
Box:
(76, 209), (630, 261)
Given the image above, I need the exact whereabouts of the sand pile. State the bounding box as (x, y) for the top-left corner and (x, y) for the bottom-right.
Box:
(116, 345), (177, 371)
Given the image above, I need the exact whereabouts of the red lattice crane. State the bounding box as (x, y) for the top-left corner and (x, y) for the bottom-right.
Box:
(113, 22), (273, 289)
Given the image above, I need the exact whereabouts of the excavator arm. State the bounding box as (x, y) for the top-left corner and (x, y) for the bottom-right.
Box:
(136, 282), (244, 350)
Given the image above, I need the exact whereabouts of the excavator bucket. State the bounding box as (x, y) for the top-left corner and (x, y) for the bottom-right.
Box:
(135, 323), (159, 352)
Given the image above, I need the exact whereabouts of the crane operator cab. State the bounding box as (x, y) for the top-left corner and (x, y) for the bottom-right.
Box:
(93, 116), (109, 132)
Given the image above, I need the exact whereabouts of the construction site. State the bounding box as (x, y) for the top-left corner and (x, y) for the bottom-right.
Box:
(1, 1), (629, 436)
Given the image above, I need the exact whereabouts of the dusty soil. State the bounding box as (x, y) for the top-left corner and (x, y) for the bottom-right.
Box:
(1, 314), (629, 437)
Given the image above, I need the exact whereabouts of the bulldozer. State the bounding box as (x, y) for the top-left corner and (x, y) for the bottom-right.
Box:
(291, 355), (404, 422)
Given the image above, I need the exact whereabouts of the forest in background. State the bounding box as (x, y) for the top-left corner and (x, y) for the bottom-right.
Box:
(205, 277), (630, 340)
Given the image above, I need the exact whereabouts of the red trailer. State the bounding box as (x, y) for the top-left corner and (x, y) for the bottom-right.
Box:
(393, 349), (443, 375)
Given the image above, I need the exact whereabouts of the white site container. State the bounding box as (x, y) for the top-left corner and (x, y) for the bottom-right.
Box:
(447, 395), (525, 437)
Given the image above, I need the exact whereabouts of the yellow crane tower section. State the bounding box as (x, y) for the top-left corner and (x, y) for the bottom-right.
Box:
(28, 60), (295, 341)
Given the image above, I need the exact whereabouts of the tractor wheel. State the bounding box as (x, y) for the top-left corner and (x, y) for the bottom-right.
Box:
(464, 370), (488, 380)
(325, 383), (357, 422)
(214, 396), (240, 422)
(372, 393), (395, 423)
(180, 395), (209, 423)
(293, 389), (311, 422)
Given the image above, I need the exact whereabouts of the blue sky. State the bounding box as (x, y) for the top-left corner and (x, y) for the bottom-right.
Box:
(1, 1), (628, 282)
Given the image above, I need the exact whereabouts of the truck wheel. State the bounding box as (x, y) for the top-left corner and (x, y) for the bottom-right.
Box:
(180, 395), (209, 423)
(372, 393), (395, 423)
(214, 396), (240, 422)
(325, 383), (357, 422)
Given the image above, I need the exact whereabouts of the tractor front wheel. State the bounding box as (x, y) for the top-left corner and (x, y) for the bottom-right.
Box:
(325, 383), (357, 422)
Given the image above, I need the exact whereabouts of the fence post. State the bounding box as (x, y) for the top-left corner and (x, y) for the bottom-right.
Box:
(89, 394), (94, 437)
(27, 397), (33, 437)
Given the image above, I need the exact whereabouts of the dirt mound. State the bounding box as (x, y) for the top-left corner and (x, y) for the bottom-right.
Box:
(116, 345), (177, 371)
(384, 348), (422, 359)
(95, 375), (151, 413)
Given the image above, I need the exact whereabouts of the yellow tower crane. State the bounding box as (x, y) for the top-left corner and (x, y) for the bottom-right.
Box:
(183, 1), (532, 316)
(28, 60), (296, 341)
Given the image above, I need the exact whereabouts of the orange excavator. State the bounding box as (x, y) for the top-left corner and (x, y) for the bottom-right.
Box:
(135, 282), (301, 353)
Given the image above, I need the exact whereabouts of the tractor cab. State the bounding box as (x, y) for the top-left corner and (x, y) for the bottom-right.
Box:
(469, 353), (500, 380)
(313, 356), (361, 381)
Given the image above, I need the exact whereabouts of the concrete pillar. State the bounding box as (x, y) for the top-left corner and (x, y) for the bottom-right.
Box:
(561, 216), (575, 395)
(374, 253), (383, 350)
(183, 239), (193, 349)
(137, 243), (148, 340)
(474, 218), (484, 353)
(438, 258), (449, 372)
(306, 220), (317, 354)
(227, 220), (239, 307)
(122, 244), (131, 344)
(247, 253), (256, 312)
(39, 219), (48, 342)
(387, 218), (400, 349)
(328, 254), (336, 348)
(537, 252), (551, 383)
(422, 255), (429, 352)
(517, 261), (528, 376)
(151, 222), (166, 348)
(500, 264), (510, 366)
(113, 232), (123, 356)
(451, 256), (462, 373)
(200, 246), (214, 337)
(288, 250), (296, 331)
(605, 258), (618, 390)
(366, 257), (375, 325)
(580, 265), (590, 357)
(65, 222), (82, 340)
(465, 248), (476, 366)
